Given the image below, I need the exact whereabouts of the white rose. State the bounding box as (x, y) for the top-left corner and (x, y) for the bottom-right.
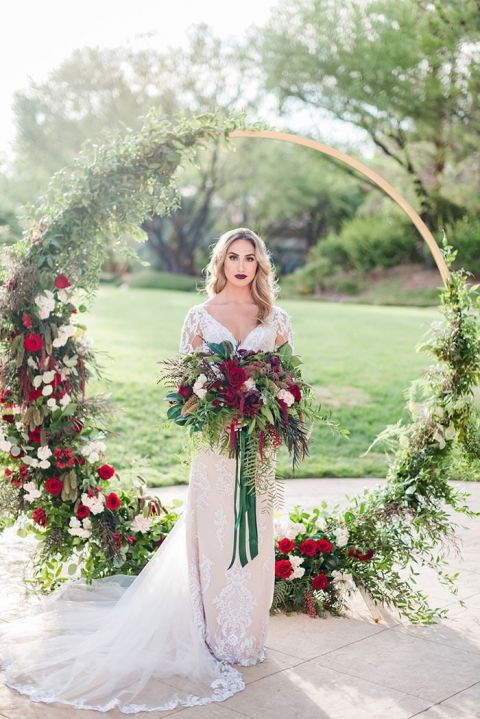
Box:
(34, 291), (55, 320)
(47, 398), (59, 410)
(23, 481), (42, 503)
(243, 378), (256, 390)
(334, 527), (349, 548)
(59, 392), (71, 408)
(131, 514), (153, 533)
(32, 375), (43, 388)
(81, 492), (105, 515)
(42, 370), (55, 383)
(42, 384), (53, 396)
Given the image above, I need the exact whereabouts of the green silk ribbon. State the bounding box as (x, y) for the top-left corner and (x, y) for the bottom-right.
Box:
(227, 426), (259, 569)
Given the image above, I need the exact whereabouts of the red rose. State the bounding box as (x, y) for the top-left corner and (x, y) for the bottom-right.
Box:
(288, 383), (302, 402)
(45, 477), (63, 496)
(277, 537), (296, 554)
(22, 313), (33, 329)
(299, 539), (318, 557)
(28, 428), (42, 444)
(76, 503), (90, 519)
(105, 492), (121, 510)
(24, 333), (43, 352)
(97, 464), (115, 480)
(316, 538), (333, 554)
(220, 360), (248, 388)
(2, 413), (15, 423)
(275, 558), (293, 579)
(32, 507), (48, 526)
(178, 384), (191, 399)
(312, 573), (329, 590)
(54, 274), (71, 289)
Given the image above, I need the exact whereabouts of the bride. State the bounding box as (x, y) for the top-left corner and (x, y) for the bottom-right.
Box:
(0, 227), (295, 713)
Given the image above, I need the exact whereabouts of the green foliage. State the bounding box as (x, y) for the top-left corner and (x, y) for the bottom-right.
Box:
(444, 215), (480, 273)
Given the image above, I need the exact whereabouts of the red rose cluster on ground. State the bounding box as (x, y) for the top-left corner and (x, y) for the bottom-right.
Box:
(311, 573), (329, 590)
(275, 558), (293, 578)
(277, 537), (296, 554)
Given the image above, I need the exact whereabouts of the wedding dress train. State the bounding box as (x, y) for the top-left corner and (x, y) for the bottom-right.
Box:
(0, 302), (294, 713)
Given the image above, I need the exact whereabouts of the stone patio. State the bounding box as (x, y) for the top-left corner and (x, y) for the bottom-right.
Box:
(1, 478), (479, 719)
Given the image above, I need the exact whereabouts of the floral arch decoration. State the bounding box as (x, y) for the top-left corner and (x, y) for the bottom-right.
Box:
(0, 110), (478, 622)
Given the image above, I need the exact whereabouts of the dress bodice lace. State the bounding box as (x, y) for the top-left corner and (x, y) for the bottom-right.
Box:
(179, 302), (295, 355)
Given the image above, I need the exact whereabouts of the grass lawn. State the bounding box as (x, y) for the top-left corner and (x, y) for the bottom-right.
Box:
(84, 286), (441, 487)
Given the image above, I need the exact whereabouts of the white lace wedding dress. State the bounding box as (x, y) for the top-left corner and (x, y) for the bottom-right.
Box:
(0, 302), (294, 714)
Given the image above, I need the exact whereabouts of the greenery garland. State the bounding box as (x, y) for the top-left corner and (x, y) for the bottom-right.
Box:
(0, 108), (478, 624)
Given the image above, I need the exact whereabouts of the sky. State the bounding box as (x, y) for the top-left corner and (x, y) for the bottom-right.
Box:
(1, 0), (369, 165)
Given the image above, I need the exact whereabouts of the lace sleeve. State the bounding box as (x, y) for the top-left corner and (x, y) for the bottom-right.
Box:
(274, 307), (295, 353)
(179, 306), (202, 355)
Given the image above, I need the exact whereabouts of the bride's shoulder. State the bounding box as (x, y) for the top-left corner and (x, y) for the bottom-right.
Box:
(270, 304), (291, 321)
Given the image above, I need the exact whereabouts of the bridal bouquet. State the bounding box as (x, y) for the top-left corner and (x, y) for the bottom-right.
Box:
(159, 339), (343, 570)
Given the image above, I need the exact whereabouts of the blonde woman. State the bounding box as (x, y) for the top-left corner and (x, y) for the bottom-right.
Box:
(0, 228), (295, 713)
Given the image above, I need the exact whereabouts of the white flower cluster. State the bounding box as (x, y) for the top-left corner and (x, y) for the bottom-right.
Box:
(23, 481), (42, 503)
(53, 324), (77, 348)
(286, 555), (305, 580)
(47, 392), (71, 412)
(34, 290), (55, 320)
(81, 440), (106, 463)
(0, 427), (12, 453)
(193, 373), (208, 399)
(68, 516), (92, 538)
(274, 518), (307, 540)
(333, 526), (349, 547)
(131, 514), (152, 533)
(80, 492), (105, 515)
(277, 389), (295, 407)
(243, 377), (256, 391)
(23, 445), (52, 469)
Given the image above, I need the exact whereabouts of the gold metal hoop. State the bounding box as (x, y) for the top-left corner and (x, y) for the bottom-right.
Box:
(228, 129), (450, 286)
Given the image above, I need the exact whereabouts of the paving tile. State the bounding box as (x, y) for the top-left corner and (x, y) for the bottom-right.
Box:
(391, 593), (480, 654)
(439, 680), (480, 717)
(312, 628), (480, 703)
(169, 704), (249, 718)
(409, 703), (477, 718)
(239, 648), (304, 685)
(265, 611), (387, 660)
(223, 662), (430, 719)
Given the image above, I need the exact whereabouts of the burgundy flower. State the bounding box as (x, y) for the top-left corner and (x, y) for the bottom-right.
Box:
(240, 389), (264, 417)
(277, 537), (296, 554)
(54, 274), (71, 289)
(312, 573), (329, 590)
(28, 428), (42, 444)
(105, 492), (121, 510)
(76, 504), (90, 519)
(269, 355), (282, 369)
(220, 386), (239, 407)
(316, 538), (333, 554)
(32, 507), (48, 526)
(220, 360), (248, 388)
(97, 464), (115, 480)
(288, 383), (302, 402)
(299, 539), (318, 557)
(2, 413), (15, 424)
(178, 384), (191, 399)
(27, 387), (43, 402)
(45, 477), (63, 496)
(24, 333), (43, 352)
(275, 559), (293, 579)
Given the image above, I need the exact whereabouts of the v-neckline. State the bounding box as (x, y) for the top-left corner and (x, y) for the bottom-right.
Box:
(200, 303), (271, 347)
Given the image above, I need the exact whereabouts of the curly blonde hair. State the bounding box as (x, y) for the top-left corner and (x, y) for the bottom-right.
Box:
(201, 228), (279, 323)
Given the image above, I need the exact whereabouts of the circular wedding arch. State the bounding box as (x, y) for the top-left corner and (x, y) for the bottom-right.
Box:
(228, 128), (450, 285)
(0, 112), (476, 620)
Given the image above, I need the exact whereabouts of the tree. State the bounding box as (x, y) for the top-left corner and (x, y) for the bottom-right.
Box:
(257, 0), (480, 248)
